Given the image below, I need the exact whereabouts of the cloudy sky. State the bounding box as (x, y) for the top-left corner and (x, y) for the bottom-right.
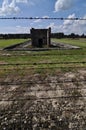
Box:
(0, 0), (86, 34)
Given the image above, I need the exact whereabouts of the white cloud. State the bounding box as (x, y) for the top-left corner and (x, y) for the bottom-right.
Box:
(47, 22), (59, 32)
(33, 16), (49, 23)
(42, 16), (49, 18)
(0, 0), (20, 16)
(16, 0), (28, 3)
(55, 0), (73, 12)
(33, 17), (41, 23)
(48, 14), (86, 35)
(63, 14), (75, 25)
(62, 14), (86, 34)
(0, 0), (29, 16)
(34, 19), (41, 23)
(16, 25), (30, 33)
(0, 25), (30, 34)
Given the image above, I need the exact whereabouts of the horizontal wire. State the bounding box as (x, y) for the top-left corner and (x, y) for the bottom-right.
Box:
(0, 79), (86, 85)
(0, 89), (86, 95)
(0, 82), (86, 94)
(0, 66), (86, 70)
(0, 53), (86, 57)
(0, 17), (86, 20)
(0, 83), (86, 90)
(1, 84), (86, 91)
(0, 107), (85, 116)
(0, 82), (86, 97)
(0, 95), (86, 101)
(0, 61), (86, 66)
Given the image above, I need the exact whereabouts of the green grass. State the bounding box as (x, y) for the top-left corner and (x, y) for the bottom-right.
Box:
(0, 39), (29, 48)
(0, 52), (86, 64)
(52, 38), (86, 48)
(0, 38), (86, 76)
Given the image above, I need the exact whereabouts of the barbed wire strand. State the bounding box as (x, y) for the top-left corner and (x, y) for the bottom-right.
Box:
(0, 17), (86, 20)
(0, 61), (86, 66)
(0, 53), (86, 57)
(0, 66), (86, 70)
(0, 79), (86, 85)
(0, 95), (86, 102)
(0, 89), (86, 95)
(0, 107), (85, 114)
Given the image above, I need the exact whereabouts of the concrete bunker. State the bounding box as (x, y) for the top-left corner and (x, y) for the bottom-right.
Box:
(30, 28), (51, 48)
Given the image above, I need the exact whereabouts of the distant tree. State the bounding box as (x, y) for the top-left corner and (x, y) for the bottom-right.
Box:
(81, 33), (85, 38)
(70, 33), (76, 38)
(51, 32), (64, 38)
(0, 33), (31, 39)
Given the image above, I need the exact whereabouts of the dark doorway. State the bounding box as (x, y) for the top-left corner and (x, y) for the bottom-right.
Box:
(38, 38), (43, 48)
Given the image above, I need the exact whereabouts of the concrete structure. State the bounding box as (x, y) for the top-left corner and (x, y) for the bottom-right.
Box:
(30, 28), (51, 48)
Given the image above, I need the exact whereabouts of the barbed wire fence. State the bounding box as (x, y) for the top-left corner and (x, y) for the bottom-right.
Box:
(0, 17), (86, 130)
(0, 17), (86, 20)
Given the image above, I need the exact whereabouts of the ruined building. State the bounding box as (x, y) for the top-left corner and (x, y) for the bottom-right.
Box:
(30, 28), (51, 47)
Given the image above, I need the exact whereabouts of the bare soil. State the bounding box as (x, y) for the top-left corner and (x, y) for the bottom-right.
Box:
(0, 69), (86, 129)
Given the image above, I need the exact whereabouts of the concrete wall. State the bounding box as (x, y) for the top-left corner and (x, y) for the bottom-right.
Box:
(30, 28), (51, 47)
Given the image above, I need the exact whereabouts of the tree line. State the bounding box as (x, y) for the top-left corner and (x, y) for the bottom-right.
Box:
(51, 33), (86, 38)
(0, 34), (30, 39)
(0, 33), (86, 39)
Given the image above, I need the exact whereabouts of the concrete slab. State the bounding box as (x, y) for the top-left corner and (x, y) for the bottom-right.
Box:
(3, 41), (80, 51)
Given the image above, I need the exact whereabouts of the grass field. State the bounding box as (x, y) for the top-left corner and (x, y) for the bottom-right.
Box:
(0, 39), (29, 48)
(0, 38), (86, 49)
(0, 38), (86, 129)
(0, 38), (86, 76)
(52, 38), (86, 48)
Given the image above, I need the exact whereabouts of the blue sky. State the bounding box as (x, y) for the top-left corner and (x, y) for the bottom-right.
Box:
(0, 0), (86, 34)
